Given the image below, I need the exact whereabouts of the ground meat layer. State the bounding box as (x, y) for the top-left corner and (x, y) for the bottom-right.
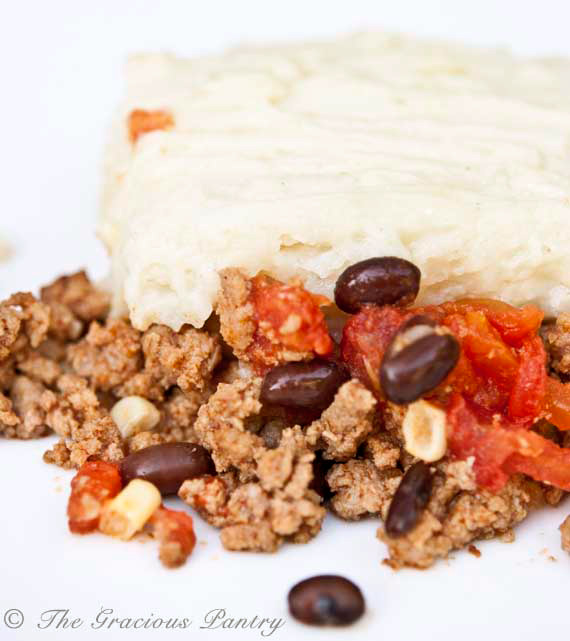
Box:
(2, 271), (569, 566)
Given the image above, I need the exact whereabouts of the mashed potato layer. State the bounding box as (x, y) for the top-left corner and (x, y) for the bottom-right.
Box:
(100, 33), (570, 330)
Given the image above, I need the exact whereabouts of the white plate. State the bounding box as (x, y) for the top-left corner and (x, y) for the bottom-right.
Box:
(1, 2), (570, 639)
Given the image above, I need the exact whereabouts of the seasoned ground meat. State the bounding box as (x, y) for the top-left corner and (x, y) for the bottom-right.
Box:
(364, 432), (401, 470)
(42, 374), (123, 468)
(542, 314), (570, 378)
(306, 380), (377, 460)
(44, 301), (84, 342)
(379, 468), (544, 569)
(327, 459), (402, 520)
(15, 351), (61, 386)
(157, 387), (213, 442)
(0, 292), (50, 359)
(116, 325), (221, 401)
(179, 474), (237, 528)
(215, 268), (256, 358)
(126, 430), (170, 453)
(3, 270), (570, 571)
(9, 376), (50, 439)
(67, 319), (143, 392)
(0, 391), (19, 436)
(180, 427), (325, 552)
(138, 325), (221, 394)
(40, 271), (110, 323)
(193, 377), (264, 480)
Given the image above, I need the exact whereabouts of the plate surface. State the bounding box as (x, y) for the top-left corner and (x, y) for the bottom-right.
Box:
(1, 2), (569, 639)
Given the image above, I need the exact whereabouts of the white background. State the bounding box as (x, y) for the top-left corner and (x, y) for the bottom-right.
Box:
(1, 1), (570, 639)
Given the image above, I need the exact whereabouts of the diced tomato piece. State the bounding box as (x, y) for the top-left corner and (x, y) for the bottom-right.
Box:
(544, 377), (570, 431)
(128, 109), (174, 143)
(340, 305), (408, 394)
(446, 395), (570, 491)
(341, 293), (566, 492)
(439, 299), (543, 346)
(249, 276), (333, 366)
(448, 395), (526, 491)
(504, 441), (570, 491)
(444, 311), (519, 390)
(507, 337), (547, 425)
(67, 461), (122, 534)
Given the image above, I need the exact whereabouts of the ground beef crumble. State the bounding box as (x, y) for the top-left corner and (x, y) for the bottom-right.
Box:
(157, 387), (213, 443)
(180, 426), (325, 552)
(378, 466), (546, 569)
(42, 374), (124, 468)
(542, 313), (570, 379)
(137, 324), (221, 394)
(215, 268), (256, 359)
(40, 271), (110, 323)
(327, 459), (402, 520)
(192, 377), (264, 481)
(114, 324), (221, 401)
(10, 376), (51, 439)
(68, 319), (142, 392)
(306, 380), (377, 461)
(3, 269), (570, 568)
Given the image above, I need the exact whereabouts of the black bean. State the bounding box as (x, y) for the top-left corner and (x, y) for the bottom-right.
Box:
(260, 360), (348, 410)
(380, 317), (460, 404)
(334, 257), (421, 314)
(120, 442), (215, 496)
(288, 575), (365, 626)
(385, 462), (433, 538)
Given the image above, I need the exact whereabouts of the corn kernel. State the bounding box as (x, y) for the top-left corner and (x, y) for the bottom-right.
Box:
(99, 479), (161, 541)
(402, 400), (447, 463)
(111, 396), (160, 439)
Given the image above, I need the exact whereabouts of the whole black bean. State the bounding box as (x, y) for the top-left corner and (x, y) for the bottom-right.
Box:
(288, 575), (365, 626)
(334, 257), (421, 314)
(385, 462), (433, 538)
(260, 360), (349, 410)
(120, 442), (215, 496)
(380, 316), (460, 404)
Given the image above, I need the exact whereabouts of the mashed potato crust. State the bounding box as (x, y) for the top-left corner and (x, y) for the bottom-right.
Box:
(100, 33), (570, 330)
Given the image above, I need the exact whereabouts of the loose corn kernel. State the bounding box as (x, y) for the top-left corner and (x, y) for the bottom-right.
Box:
(402, 400), (447, 462)
(111, 396), (160, 439)
(99, 479), (161, 541)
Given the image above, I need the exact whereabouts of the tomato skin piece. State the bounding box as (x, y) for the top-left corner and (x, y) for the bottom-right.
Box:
(340, 305), (407, 394)
(446, 395), (568, 492)
(504, 442), (570, 491)
(439, 299), (543, 346)
(507, 337), (547, 426)
(447, 395), (517, 491)
(444, 311), (519, 390)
